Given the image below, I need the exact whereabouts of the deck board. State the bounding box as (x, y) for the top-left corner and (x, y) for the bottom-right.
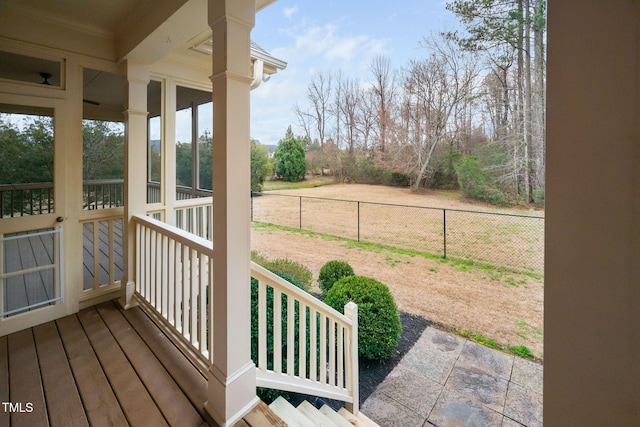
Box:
(78, 306), (169, 426)
(7, 329), (48, 427)
(56, 313), (129, 426)
(120, 303), (209, 416)
(0, 335), (9, 427)
(4, 302), (207, 427)
(32, 322), (88, 427)
(96, 302), (204, 427)
(1, 300), (287, 427)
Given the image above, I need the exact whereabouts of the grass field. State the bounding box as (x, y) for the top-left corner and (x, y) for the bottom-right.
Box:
(251, 183), (545, 358)
(253, 183), (544, 275)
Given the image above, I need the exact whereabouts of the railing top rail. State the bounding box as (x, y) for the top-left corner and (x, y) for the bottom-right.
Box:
(251, 261), (354, 328)
(133, 214), (214, 256)
(260, 191), (544, 220)
(83, 179), (124, 185)
(174, 197), (213, 208)
(0, 182), (54, 191)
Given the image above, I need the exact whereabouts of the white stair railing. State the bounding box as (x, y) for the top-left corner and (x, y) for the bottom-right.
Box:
(132, 214), (359, 414)
(251, 262), (359, 415)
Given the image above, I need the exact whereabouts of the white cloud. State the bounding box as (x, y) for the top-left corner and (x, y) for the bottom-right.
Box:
(283, 6), (298, 19)
(273, 21), (387, 71)
(250, 19), (388, 144)
(251, 72), (307, 144)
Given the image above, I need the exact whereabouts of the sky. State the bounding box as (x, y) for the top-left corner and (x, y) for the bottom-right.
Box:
(249, 0), (460, 146)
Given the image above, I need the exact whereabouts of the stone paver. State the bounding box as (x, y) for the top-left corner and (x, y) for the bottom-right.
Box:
(502, 417), (527, 427)
(444, 365), (509, 412)
(504, 382), (543, 427)
(361, 326), (544, 427)
(402, 327), (465, 385)
(373, 362), (442, 417)
(457, 340), (514, 381)
(511, 356), (543, 395)
(361, 391), (426, 427)
(428, 388), (504, 427)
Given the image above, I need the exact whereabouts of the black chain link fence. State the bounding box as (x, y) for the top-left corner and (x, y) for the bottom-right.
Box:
(251, 193), (544, 275)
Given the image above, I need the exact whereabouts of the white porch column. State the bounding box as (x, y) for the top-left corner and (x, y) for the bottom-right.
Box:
(119, 61), (150, 309)
(163, 79), (178, 227)
(204, 0), (258, 425)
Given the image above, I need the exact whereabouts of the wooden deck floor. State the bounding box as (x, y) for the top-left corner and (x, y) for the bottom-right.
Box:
(0, 300), (283, 427)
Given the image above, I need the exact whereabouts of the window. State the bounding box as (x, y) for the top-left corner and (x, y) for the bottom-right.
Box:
(82, 68), (125, 210)
(0, 51), (62, 88)
(147, 80), (162, 203)
(175, 86), (212, 197)
(0, 104), (55, 217)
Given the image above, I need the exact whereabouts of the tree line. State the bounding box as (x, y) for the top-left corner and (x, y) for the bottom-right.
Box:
(291, 0), (546, 205)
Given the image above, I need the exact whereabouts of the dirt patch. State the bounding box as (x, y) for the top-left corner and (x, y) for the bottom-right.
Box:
(251, 184), (544, 358)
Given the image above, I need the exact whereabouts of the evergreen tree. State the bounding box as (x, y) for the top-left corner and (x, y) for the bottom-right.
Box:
(273, 126), (306, 182)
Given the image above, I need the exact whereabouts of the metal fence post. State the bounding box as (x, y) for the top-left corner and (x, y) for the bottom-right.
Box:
(357, 201), (360, 242)
(443, 208), (447, 259)
(299, 196), (302, 229)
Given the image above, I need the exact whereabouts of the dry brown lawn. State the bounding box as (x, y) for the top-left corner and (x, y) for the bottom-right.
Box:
(251, 183), (544, 358)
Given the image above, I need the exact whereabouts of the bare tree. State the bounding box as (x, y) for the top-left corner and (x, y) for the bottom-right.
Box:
(359, 88), (377, 152)
(399, 36), (480, 189)
(369, 55), (395, 154)
(306, 72), (333, 150)
(293, 103), (314, 143)
(337, 77), (361, 155)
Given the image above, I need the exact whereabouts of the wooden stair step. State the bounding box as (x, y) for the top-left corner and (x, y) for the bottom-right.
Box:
(337, 408), (379, 427)
(268, 397), (380, 427)
(297, 400), (338, 427)
(269, 396), (316, 427)
(318, 405), (355, 427)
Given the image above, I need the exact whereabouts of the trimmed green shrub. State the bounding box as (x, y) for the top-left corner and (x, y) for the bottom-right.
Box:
(325, 276), (401, 361)
(251, 251), (312, 290)
(318, 260), (354, 295)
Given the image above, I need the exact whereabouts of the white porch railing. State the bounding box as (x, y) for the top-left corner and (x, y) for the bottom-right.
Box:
(174, 197), (213, 241)
(133, 214), (213, 370)
(133, 213), (359, 414)
(251, 263), (359, 414)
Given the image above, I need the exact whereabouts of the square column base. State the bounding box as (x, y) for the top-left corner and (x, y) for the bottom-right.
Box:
(204, 361), (259, 427)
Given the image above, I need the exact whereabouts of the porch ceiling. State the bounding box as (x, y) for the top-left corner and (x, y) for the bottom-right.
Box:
(0, 0), (277, 63)
(0, 0), (284, 117)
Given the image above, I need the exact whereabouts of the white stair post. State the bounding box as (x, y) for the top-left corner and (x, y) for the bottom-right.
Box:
(344, 301), (359, 415)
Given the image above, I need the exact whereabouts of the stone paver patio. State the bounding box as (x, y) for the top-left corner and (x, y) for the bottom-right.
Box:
(362, 327), (543, 427)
